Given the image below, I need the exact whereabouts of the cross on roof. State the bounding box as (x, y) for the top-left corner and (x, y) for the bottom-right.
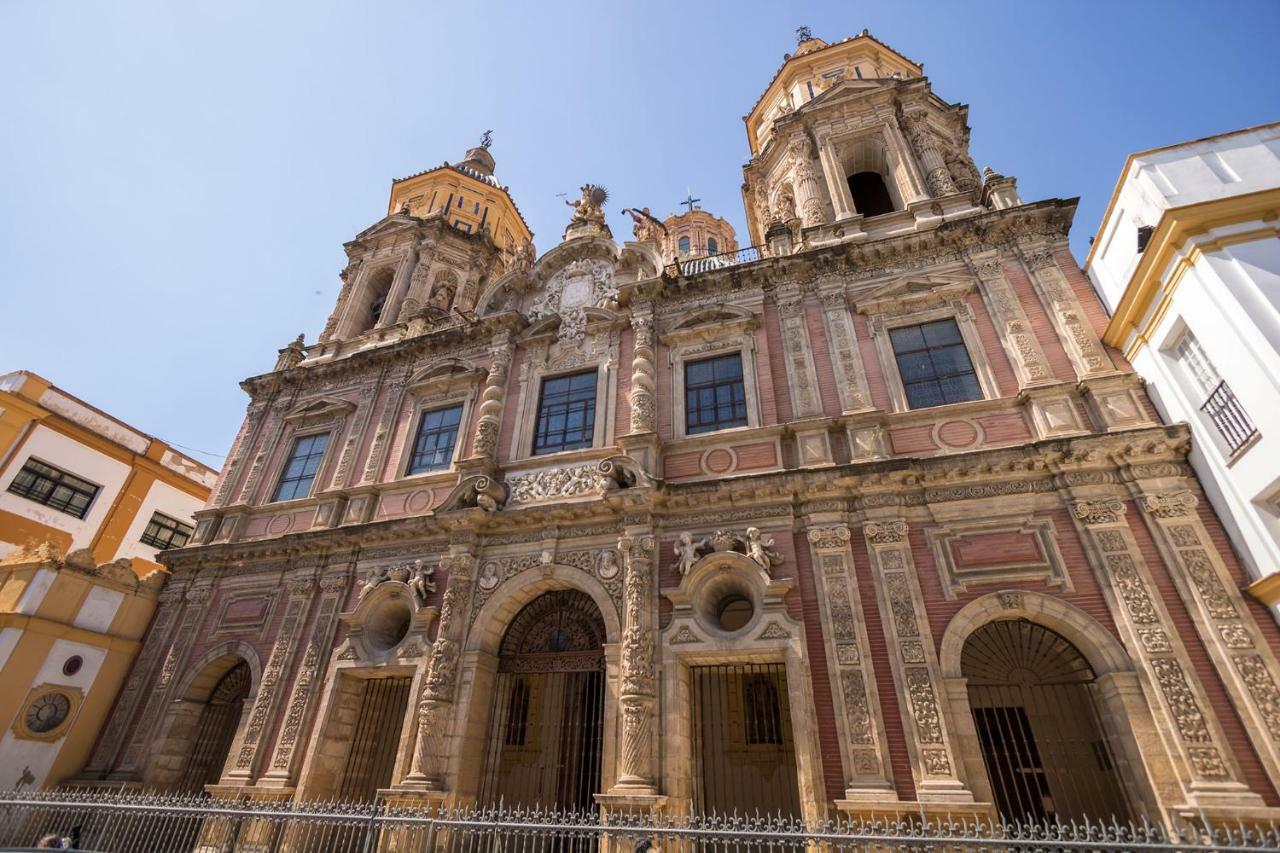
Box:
(680, 191), (701, 214)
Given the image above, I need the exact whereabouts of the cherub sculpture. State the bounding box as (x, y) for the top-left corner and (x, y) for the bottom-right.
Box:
(744, 526), (783, 572)
(357, 564), (390, 602)
(674, 531), (707, 577)
(409, 559), (436, 608)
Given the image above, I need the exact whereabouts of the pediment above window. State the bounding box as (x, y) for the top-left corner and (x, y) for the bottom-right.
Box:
(853, 274), (974, 315)
(284, 396), (356, 424)
(406, 359), (485, 395)
(661, 304), (760, 346)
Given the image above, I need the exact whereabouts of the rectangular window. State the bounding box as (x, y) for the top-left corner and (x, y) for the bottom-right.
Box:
(685, 353), (748, 434)
(890, 319), (982, 409)
(533, 370), (597, 455)
(7, 458), (100, 519)
(140, 511), (194, 550)
(1172, 329), (1221, 398)
(272, 433), (329, 502)
(407, 404), (463, 474)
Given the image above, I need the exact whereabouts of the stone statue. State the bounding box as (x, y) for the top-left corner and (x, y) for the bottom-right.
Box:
(623, 207), (667, 244)
(745, 526), (783, 572)
(674, 531), (707, 576)
(506, 238), (535, 274)
(566, 184), (608, 227)
(357, 565), (390, 602)
(409, 560), (436, 607)
(597, 549), (620, 580)
(475, 492), (498, 512)
(429, 274), (457, 311)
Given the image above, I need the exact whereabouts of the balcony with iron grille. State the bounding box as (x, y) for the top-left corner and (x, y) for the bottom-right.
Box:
(1201, 380), (1259, 456)
(665, 245), (767, 278)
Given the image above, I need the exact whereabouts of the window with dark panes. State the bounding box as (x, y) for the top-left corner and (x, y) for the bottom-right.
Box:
(889, 319), (982, 409)
(533, 371), (597, 455)
(7, 458), (100, 519)
(685, 353), (748, 434)
(408, 404), (463, 474)
(271, 433), (330, 501)
(140, 511), (194, 549)
(678, 236), (691, 256)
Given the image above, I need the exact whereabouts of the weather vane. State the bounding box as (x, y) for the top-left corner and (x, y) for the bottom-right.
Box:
(795, 25), (813, 44)
(479, 129), (493, 150)
(680, 190), (701, 214)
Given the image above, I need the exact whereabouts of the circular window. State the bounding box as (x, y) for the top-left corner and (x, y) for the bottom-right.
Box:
(25, 692), (71, 734)
(366, 597), (412, 651)
(717, 595), (754, 632)
(62, 656), (83, 676)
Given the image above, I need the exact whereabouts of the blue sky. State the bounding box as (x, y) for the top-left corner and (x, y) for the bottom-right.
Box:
(3, 1), (1278, 465)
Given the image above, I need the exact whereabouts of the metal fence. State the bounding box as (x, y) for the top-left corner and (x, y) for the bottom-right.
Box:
(2, 789), (1279, 852)
(665, 246), (766, 278)
(1201, 379), (1258, 455)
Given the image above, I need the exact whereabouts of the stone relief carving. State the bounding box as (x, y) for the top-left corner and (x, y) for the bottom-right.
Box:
(506, 464), (609, 505)
(1072, 499), (1125, 526)
(864, 520), (907, 544)
(357, 559), (435, 606)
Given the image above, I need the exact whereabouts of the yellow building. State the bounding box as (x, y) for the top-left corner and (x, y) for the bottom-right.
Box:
(0, 370), (217, 788)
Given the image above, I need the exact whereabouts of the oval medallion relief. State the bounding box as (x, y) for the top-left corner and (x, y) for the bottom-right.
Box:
(935, 419), (980, 449)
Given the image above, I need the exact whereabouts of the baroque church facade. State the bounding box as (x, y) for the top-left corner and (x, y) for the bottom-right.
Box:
(78, 30), (1280, 828)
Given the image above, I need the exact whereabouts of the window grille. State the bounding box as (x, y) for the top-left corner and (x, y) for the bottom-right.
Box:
(140, 512), (194, 550)
(407, 405), (463, 474)
(890, 319), (982, 409)
(685, 353), (748, 434)
(7, 458), (99, 519)
(533, 371), (597, 455)
(272, 433), (329, 502)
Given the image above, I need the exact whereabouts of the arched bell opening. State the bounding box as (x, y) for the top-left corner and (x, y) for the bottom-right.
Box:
(839, 134), (904, 218)
(475, 589), (607, 811)
(175, 659), (252, 794)
(961, 619), (1134, 825)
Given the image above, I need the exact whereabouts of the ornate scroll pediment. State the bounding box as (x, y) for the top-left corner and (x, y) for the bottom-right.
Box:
(661, 304), (760, 346)
(406, 359), (485, 396)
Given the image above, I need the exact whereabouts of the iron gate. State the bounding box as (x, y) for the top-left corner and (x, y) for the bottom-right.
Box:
(691, 662), (802, 817)
(963, 619), (1133, 824)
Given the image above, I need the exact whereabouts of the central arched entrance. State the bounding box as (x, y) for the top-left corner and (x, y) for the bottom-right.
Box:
(962, 620), (1133, 825)
(477, 590), (605, 811)
(177, 660), (251, 794)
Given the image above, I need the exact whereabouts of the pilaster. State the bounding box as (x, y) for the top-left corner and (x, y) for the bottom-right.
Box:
(1132, 486), (1280, 790)
(1068, 497), (1262, 808)
(611, 529), (659, 796)
(816, 285), (872, 414)
(801, 517), (896, 801)
(775, 285), (823, 419)
(1018, 241), (1116, 378)
(966, 250), (1054, 389)
(860, 515), (974, 802)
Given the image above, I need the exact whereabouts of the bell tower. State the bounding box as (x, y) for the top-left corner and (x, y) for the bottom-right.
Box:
(741, 28), (985, 251)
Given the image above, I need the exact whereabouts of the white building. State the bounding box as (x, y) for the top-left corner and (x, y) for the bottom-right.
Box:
(1086, 121), (1280, 619)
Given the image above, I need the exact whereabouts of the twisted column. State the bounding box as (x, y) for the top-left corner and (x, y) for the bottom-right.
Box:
(628, 306), (656, 434)
(614, 534), (657, 791)
(408, 554), (475, 789)
(471, 333), (513, 461)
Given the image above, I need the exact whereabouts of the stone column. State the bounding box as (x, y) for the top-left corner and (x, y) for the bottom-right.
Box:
(320, 260), (363, 343)
(611, 533), (658, 792)
(817, 285), (872, 414)
(226, 568), (317, 782)
(233, 398), (293, 508)
(1134, 487), (1280, 787)
(470, 333), (513, 465)
(966, 251), (1054, 388)
(378, 246), (419, 328)
(262, 570), (351, 786)
(818, 136), (856, 220)
(776, 286), (824, 419)
(1068, 497), (1263, 808)
(628, 305), (657, 434)
(397, 248), (434, 323)
(861, 517), (974, 802)
(359, 372), (412, 487)
(803, 519), (896, 803)
(789, 137), (828, 228)
(900, 111), (955, 197)
(84, 580), (189, 774)
(406, 552), (476, 790)
(1018, 241), (1115, 378)
(115, 581), (214, 777)
(884, 119), (930, 205)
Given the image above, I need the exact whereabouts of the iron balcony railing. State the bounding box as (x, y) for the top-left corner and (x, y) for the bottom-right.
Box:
(665, 245), (766, 278)
(1201, 380), (1258, 454)
(2, 789), (1279, 852)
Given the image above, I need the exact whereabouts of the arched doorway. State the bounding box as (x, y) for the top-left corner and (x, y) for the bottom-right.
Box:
(176, 660), (251, 793)
(962, 620), (1132, 825)
(477, 590), (605, 811)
